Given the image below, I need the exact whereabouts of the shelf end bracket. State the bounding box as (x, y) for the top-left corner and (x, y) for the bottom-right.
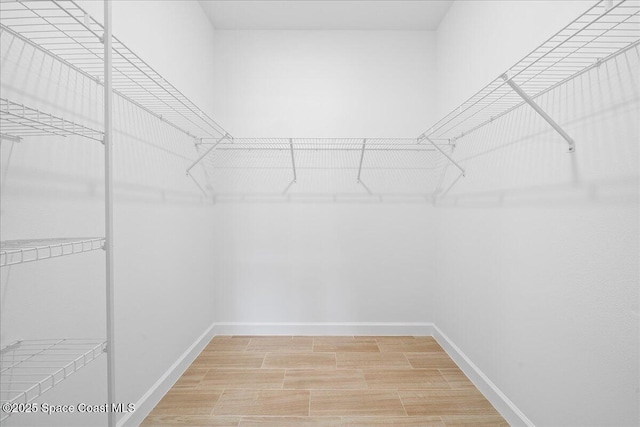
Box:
(357, 138), (367, 183)
(289, 138), (297, 183)
(186, 133), (230, 174)
(419, 135), (466, 177)
(0, 133), (22, 143)
(501, 73), (575, 153)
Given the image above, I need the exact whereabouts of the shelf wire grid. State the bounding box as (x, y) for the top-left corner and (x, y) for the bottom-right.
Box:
(0, 339), (106, 420)
(421, 0), (640, 143)
(0, 97), (104, 142)
(196, 138), (451, 196)
(0, 0), (230, 140)
(0, 237), (105, 267)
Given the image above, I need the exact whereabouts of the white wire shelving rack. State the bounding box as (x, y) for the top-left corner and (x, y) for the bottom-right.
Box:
(0, 339), (106, 422)
(0, 238), (105, 267)
(0, 0), (232, 142)
(0, 97), (104, 142)
(184, 2), (640, 200)
(0, 99), (106, 267)
(419, 0), (640, 167)
(188, 138), (455, 200)
(0, 1), (121, 425)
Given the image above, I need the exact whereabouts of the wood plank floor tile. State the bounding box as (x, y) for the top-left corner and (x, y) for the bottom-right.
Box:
(263, 352), (336, 369)
(200, 369), (285, 389)
(341, 416), (445, 426)
(405, 352), (459, 369)
(150, 390), (223, 415)
(313, 338), (380, 353)
(378, 340), (444, 353)
(141, 415), (240, 426)
(398, 390), (501, 416)
(204, 336), (251, 352)
(337, 352), (411, 369)
(310, 390), (406, 416)
(441, 415), (509, 426)
(358, 336), (418, 344)
(315, 337), (377, 343)
(246, 337), (314, 353)
(439, 368), (476, 390)
(146, 337), (507, 427)
(238, 416), (342, 426)
(283, 369), (367, 389)
(192, 352), (266, 369)
(212, 390), (310, 416)
(173, 368), (209, 389)
(364, 369), (451, 390)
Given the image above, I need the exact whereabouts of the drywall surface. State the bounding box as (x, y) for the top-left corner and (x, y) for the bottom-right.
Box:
(435, 0), (594, 116)
(208, 29), (438, 327)
(0, 1), (219, 425)
(211, 30), (435, 136)
(212, 203), (436, 326)
(434, 1), (639, 425)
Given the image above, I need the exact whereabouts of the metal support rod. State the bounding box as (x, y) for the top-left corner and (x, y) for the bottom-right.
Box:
(357, 138), (366, 183)
(422, 136), (466, 177)
(186, 171), (210, 198)
(103, 1), (115, 427)
(0, 134), (22, 143)
(289, 138), (297, 182)
(440, 170), (464, 199)
(501, 74), (575, 152)
(186, 134), (228, 174)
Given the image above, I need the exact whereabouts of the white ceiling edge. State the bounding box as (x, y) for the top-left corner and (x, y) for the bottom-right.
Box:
(198, 1), (454, 31)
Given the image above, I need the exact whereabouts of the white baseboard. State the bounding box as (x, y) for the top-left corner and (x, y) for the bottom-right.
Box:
(118, 321), (216, 427)
(432, 324), (535, 427)
(213, 322), (435, 336)
(122, 321), (533, 427)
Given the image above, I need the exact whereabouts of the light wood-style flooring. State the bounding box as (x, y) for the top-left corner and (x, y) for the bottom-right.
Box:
(142, 336), (509, 426)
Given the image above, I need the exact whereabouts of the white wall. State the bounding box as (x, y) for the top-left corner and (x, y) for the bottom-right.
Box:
(0, 1), (220, 425)
(433, 1), (639, 426)
(209, 30), (438, 328)
(212, 203), (435, 328)
(211, 30), (435, 136)
(3, 2), (638, 426)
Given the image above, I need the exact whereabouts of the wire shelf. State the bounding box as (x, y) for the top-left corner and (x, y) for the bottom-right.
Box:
(0, 0), (230, 140)
(0, 237), (105, 267)
(421, 0), (640, 143)
(192, 138), (453, 197)
(0, 339), (105, 420)
(0, 97), (103, 142)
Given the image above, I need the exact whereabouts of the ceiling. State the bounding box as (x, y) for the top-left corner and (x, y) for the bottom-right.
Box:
(199, 1), (454, 31)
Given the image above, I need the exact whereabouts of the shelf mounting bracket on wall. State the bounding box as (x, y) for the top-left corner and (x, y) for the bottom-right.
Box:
(501, 73), (576, 153)
(0, 134), (22, 143)
(418, 135), (466, 177)
(185, 133), (230, 175)
(356, 138), (366, 183)
(289, 138), (297, 183)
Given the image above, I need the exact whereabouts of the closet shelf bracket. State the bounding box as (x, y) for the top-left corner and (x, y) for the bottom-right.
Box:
(501, 73), (576, 153)
(357, 138), (366, 183)
(289, 138), (297, 183)
(186, 133), (231, 174)
(0, 133), (22, 143)
(418, 135), (466, 177)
